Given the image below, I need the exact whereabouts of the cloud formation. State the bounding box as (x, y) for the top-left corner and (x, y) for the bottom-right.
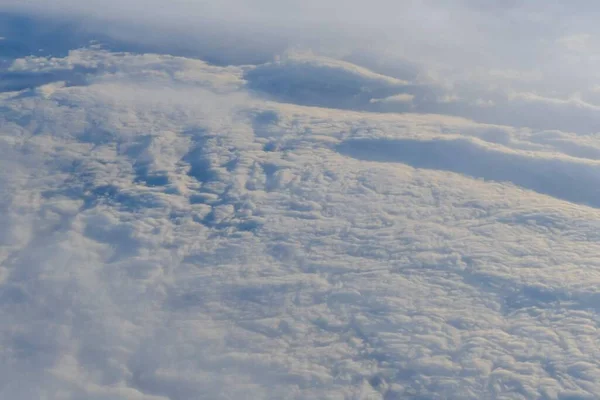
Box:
(3, 3), (600, 399)
(2, 46), (600, 399)
(5, 1), (600, 134)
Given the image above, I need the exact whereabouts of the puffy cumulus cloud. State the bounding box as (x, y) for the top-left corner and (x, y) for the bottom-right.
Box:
(4, 46), (600, 400)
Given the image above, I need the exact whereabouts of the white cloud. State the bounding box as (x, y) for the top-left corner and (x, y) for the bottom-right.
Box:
(6, 2), (600, 133)
(3, 47), (600, 400)
(370, 93), (415, 104)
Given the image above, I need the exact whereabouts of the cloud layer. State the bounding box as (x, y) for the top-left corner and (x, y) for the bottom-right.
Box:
(5, 1), (600, 134)
(3, 3), (600, 399)
(2, 46), (600, 399)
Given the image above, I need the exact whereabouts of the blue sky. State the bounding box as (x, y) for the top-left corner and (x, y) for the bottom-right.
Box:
(2, 2), (600, 399)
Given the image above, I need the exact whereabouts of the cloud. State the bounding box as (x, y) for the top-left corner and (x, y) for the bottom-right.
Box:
(244, 53), (411, 111)
(5, 1), (600, 134)
(370, 93), (415, 104)
(0, 0), (596, 73)
(6, 1), (600, 398)
(336, 136), (600, 208)
(4, 47), (600, 400)
(240, 51), (600, 133)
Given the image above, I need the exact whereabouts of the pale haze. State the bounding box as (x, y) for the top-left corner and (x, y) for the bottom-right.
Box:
(1, 2), (600, 399)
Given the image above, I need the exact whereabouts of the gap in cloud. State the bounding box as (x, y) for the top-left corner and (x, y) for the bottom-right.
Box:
(0, 12), (85, 63)
(0, 66), (97, 93)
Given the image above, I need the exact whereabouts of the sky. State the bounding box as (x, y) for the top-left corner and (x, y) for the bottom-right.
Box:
(2, 2), (600, 399)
